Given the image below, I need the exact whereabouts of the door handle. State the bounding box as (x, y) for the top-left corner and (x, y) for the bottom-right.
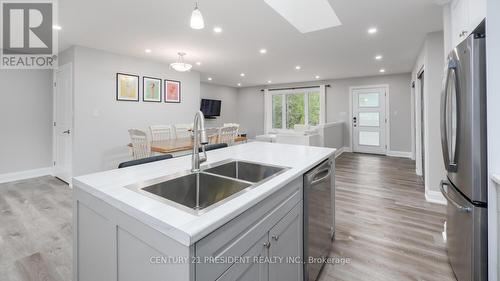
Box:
(311, 166), (332, 185)
(63, 130), (71, 134)
(440, 180), (471, 213)
(440, 59), (458, 173)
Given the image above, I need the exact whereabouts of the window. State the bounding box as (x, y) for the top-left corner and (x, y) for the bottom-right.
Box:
(266, 87), (325, 131)
(272, 95), (283, 129)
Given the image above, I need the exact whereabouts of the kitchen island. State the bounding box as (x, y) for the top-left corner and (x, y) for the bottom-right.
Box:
(73, 142), (336, 281)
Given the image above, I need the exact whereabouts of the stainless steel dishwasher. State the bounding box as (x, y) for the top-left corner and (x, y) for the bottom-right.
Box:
(304, 157), (335, 281)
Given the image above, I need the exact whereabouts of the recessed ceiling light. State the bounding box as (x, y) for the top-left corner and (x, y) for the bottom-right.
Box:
(295, 65), (301, 70)
(240, 73), (245, 77)
(207, 77), (212, 81)
(368, 27), (377, 34)
(145, 49), (152, 53)
(379, 68), (386, 73)
(267, 80), (272, 83)
(52, 25), (62, 30)
(375, 55), (383, 60)
(237, 83), (242, 87)
(196, 61), (202, 66)
(260, 49), (267, 54)
(213, 26), (222, 33)
(315, 75), (320, 79)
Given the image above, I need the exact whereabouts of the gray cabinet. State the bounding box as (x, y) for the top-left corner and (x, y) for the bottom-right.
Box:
(269, 202), (303, 281)
(216, 202), (303, 281)
(216, 234), (269, 281)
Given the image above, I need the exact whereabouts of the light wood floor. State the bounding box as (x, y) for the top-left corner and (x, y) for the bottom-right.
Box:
(0, 176), (72, 281)
(0, 153), (456, 281)
(318, 153), (456, 281)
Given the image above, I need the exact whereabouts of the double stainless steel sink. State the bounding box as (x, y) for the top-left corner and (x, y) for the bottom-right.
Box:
(126, 159), (289, 214)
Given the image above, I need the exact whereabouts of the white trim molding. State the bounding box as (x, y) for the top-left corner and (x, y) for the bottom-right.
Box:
(386, 150), (412, 158)
(0, 167), (53, 184)
(425, 189), (446, 205)
(342, 146), (352, 153)
(334, 147), (345, 158)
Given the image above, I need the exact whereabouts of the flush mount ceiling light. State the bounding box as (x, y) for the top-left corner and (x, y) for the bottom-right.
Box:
(145, 49), (152, 53)
(237, 83), (242, 87)
(196, 61), (202, 65)
(267, 80), (272, 83)
(295, 65), (301, 70)
(213, 26), (222, 33)
(170, 52), (193, 72)
(264, 0), (341, 33)
(260, 49), (267, 54)
(315, 75), (320, 79)
(240, 73), (245, 77)
(207, 77), (212, 81)
(368, 27), (378, 34)
(375, 55), (382, 60)
(379, 68), (386, 73)
(190, 2), (204, 29)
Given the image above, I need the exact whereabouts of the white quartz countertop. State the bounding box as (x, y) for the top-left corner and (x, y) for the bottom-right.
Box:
(73, 142), (336, 246)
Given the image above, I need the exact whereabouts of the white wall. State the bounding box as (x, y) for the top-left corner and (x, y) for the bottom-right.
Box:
(411, 31), (446, 201)
(71, 46), (201, 176)
(200, 82), (238, 127)
(486, 0), (500, 278)
(236, 73), (412, 153)
(0, 69), (53, 175)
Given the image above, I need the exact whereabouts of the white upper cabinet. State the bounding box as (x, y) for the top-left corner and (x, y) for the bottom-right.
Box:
(449, 0), (486, 47)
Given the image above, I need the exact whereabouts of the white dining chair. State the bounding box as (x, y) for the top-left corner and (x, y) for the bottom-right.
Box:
(205, 127), (220, 144)
(149, 125), (173, 142)
(128, 129), (151, 160)
(173, 123), (193, 139)
(218, 126), (238, 145)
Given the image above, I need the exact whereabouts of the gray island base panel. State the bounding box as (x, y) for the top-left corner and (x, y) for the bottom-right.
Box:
(72, 142), (335, 281)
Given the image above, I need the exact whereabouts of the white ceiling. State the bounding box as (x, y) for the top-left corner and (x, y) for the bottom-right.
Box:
(58, 0), (443, 87)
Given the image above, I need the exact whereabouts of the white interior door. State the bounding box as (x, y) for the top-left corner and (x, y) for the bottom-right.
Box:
(53, 64), (73, 183)
(352, 87), (387, 155)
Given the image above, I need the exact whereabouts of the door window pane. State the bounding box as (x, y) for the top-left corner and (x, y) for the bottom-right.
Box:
(358, 92), (379, 107)
(286, 93), (305, 129)
(272, 95), (283, 129)
(359, 131), (380, 146)
(308, 92), (320, 126)
(359, 112), (380, 127)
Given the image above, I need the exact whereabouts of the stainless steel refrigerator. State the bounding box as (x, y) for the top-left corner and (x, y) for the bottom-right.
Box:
(440, 21), (487, 281)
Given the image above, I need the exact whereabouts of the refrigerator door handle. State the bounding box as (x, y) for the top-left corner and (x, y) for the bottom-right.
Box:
(440, 59), (459, 172)
(440, 180), (471, 213)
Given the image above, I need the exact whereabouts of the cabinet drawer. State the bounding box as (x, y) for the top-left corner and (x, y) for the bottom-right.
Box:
(196, 178), (302, 281)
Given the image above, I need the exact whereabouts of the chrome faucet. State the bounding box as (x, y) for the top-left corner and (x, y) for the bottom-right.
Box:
(192, 111), (209, 173)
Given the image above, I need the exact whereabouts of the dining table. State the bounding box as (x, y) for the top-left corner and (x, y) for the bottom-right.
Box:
(128, 136), (248, 155)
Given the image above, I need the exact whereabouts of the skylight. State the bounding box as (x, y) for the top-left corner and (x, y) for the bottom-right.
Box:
(264, 0), (341, 33)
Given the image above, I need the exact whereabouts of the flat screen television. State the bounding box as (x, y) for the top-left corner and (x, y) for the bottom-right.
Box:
(200, 99), (221, 117)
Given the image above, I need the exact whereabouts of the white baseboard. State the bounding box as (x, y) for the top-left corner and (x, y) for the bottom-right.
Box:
(386, 150), (412, 158)
(0, 167), (53, 184)
(335, 147), (344, 158)
(343, 146), (352, 153)
(425, 189), (447, 205)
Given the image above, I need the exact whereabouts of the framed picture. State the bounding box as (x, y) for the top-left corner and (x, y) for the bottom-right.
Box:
(165, 80), (181, 103)
(116, 73), (139, 101)
(143, 76), (162, 102)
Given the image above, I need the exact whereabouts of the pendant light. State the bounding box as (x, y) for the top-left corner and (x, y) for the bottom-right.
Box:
(170, 52), (193, 72)
(190, 2), (204, 29)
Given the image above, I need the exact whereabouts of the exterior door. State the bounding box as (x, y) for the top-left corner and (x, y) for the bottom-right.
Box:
(53, 64), (73, 183)
(352, 87), (387, 154)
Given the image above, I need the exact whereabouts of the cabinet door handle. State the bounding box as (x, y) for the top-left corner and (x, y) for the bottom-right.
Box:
(272, 235), (279, 241)
(263, 242), (271, 248)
